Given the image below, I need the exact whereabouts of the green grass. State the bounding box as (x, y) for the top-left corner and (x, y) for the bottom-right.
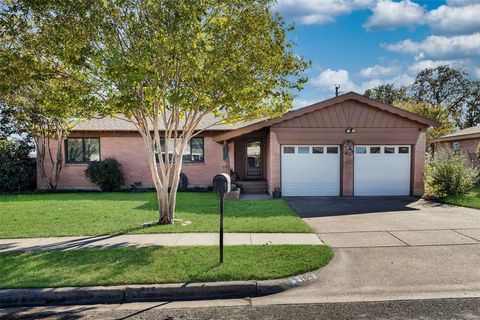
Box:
(441, 187), (480, 209)
(0, 192), (312, 238)
(0, 245), (332, 289)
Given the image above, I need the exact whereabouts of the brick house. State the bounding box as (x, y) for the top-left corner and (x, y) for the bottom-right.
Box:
(40, 92), (437, 196)
(432, 125), (480, 167)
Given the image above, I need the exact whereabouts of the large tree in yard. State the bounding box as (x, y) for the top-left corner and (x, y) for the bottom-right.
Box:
(0, 7), (98, 191)
(11, 0), (308, 223)
(411, 65), (471, 128)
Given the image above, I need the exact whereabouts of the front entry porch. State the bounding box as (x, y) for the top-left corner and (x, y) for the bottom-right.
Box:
(229, 129), (270, 194)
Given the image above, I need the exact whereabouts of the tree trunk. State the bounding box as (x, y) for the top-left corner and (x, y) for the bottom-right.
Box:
(34, 125), (65, 192)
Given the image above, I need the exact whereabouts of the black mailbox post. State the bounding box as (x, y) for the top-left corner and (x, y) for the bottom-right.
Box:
(212, 173), (231, 264)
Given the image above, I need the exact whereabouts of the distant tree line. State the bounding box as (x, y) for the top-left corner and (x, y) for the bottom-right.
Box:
(364, 65), (480, 142)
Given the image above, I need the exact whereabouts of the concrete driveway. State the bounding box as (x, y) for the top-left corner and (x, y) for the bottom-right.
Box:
(248, 197), (480, 304)
(286, 197), (480, 248)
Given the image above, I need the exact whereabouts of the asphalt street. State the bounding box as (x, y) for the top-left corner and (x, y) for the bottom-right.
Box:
(4, 298), (480, 319)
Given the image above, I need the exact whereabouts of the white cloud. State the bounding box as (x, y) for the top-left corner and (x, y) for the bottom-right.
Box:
(426, 4), (480, 34)
(293, 98), (316, 109)
(311, 69), (359, 93)
(407, 59), (458, 73)
(383, 33), (480, 59)
(309, 67), (416, 97)
(446, 0), (479, 6)
(474, 68), (480, 79)
(360, 64), (401, 78)
(364, 0), (425, 31)
(274, 0), (373, 25)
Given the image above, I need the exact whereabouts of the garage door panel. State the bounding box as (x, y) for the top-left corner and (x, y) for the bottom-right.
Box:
(354, 145), (411, 196)
(282, 145), (340, 196)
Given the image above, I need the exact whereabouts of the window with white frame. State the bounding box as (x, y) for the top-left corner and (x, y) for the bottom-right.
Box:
(155, 137), (204, 163)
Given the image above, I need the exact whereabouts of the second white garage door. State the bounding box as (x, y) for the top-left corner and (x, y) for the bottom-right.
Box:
(354, 145), (411, 196)
(281, 145), (340, 196)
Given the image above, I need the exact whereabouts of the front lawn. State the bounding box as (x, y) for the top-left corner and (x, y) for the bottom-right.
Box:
(441, 186), (480, 209)
(0, 245), (332, 289)
(0, 192), (311, 238)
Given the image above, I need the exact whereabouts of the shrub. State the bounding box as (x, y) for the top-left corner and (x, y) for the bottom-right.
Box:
(425, 149), (478, 198)
(85, 157), (125, 191)
(0, 139), (36, 192)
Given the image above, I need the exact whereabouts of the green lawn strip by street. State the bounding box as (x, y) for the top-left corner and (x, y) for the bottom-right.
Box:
(0, 192), (312, 238)
(0, 245), (332, 289)
(441, 187), (480, 209)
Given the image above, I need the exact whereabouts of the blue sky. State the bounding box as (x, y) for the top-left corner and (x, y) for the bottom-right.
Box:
(273, 0), (480, 107)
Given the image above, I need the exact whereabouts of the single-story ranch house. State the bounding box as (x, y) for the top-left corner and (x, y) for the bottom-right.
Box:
(432, 125), (480, 167)
(40, 92), (438, 196)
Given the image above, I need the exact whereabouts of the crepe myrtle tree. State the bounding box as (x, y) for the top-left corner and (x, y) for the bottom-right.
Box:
(12, 0), (308, 223)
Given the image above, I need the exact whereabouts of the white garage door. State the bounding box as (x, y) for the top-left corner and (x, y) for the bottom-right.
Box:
(354, 145), (411, 196)
(281, 145), (340, 196)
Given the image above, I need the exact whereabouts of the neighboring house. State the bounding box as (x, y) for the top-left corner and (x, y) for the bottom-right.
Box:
(38, 92), (437, 196)
(432, 126), (480, 167)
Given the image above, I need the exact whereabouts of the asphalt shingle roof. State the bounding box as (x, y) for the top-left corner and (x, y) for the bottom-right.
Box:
(72, 114), (253, 132)
(437, 125), (480, 140)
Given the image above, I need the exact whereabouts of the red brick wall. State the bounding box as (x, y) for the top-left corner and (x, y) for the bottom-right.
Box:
(266, 131), (280, 195)
(37, 132), (227, 190)
(342, 144), (354, 196)
(412, 131), (426, 196)
(436, 138), (480, 167)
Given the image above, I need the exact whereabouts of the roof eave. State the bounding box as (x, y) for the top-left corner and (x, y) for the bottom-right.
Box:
(214, 92), (439, 142)
(432, 132), (480, 143)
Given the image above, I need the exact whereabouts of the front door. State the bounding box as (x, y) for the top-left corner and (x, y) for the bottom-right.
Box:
(245, 139), (263, 180)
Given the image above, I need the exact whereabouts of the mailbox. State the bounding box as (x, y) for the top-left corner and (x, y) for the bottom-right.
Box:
(213, 173), (231, 193)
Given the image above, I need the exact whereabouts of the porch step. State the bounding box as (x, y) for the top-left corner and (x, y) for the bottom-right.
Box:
(237, 180), (268, 194)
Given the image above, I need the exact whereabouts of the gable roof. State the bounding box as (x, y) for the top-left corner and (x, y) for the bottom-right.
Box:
(213, 91), (439, 142)
(432, 125), (480, 143)
(71, 114), (251, 132)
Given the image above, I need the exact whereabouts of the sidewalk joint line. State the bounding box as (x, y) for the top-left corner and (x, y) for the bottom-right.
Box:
(315, 227), (480, 235)
(451, 229), (480, 243)
(386, 231), (410, 246)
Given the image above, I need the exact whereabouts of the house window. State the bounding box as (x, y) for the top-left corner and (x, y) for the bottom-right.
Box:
(298, 146), (310, 154)
(66, 138), (100, 163)
(283, 146), (295, 154)
(355, 146), (366, 154)
(156, 137), (204, 163)
(399, 147), (409, 154)
(452, 142), (460, 154)
(370, 147), (381, 154)
(327, 147), (338, 154)
(312, 147), (324, 154)
(384, 147), (395, 154)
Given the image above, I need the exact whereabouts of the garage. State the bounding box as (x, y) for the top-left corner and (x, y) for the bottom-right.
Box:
(281, 145), (340, 196)
(215, 92), (437, 198)
(354, 145), (411, 196)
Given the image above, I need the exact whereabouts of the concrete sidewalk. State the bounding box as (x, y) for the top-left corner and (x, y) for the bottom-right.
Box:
(0, 233), (322, 252)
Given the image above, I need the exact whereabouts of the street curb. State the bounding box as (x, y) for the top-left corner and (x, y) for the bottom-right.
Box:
(0, 272), (319, 307)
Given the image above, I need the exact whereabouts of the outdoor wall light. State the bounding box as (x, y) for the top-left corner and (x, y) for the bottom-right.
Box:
(345, 128), (356, 133)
